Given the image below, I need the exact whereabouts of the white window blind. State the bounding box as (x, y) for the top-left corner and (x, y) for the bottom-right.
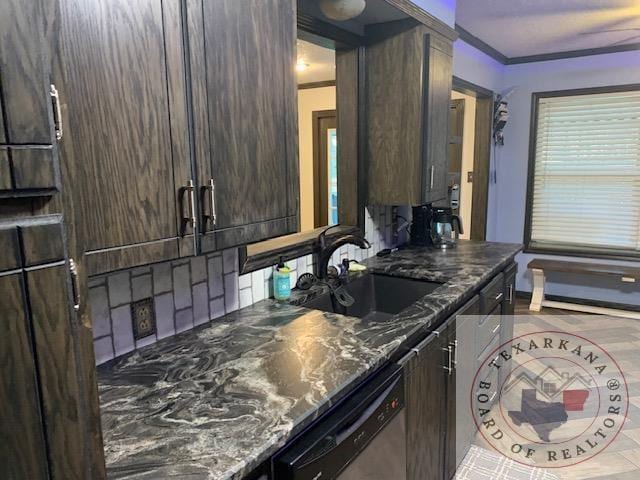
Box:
(529, 89), (640, 254)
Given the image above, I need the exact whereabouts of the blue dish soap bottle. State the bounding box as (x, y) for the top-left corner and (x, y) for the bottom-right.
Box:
(273, 257), (291, 302)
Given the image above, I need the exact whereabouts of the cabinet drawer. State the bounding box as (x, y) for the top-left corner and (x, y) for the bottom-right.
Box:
(503, 262), (517, 279)
(477, 305), (501, 355)
(479, 273), (504, 315)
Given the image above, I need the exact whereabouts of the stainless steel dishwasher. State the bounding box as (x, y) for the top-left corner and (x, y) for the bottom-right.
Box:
(273, 365), (406, 480)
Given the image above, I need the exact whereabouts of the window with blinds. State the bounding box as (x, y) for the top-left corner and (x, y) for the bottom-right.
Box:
(527, 88), (640, 256)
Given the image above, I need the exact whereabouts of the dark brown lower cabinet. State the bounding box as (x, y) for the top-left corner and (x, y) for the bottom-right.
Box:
(404, 293), (497, 480)
(0, 216), (93, 479)
(501, 264), (517, 385)
(404, 319), (452, 480)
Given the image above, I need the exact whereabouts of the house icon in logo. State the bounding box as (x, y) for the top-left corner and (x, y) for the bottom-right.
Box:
(503, 367), (592, 441)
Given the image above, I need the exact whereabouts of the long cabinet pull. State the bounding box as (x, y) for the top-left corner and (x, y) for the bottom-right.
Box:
(69, 258), (80, 311)
(442, 345), (453, 375)
(495, 292), (504, 302)
(209, 179), (217, 227)
(184, 179), (196, 231)
(429, 165), (435, 189)
(50, 84), (63, 141)
(508, 284), (514, 304)
(451, 340), (458, 368)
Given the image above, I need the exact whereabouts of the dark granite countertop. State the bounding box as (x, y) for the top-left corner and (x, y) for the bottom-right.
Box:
(98, 240), (522, 480)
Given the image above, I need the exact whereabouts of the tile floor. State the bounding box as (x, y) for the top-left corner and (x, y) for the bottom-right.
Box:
(471, 299), (640, 480)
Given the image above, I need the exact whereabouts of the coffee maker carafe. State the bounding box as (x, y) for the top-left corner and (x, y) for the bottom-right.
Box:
(430, 207), (463, 249)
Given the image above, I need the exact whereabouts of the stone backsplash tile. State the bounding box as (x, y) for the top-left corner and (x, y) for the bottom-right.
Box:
(90, 205), (396, 365)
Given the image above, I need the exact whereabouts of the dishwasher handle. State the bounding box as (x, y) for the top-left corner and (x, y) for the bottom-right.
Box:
(335, 376), (400, 445)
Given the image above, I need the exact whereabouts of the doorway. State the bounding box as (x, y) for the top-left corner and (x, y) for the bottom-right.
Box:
(312, 110), (338, 228)
(449, 77), (494, 241)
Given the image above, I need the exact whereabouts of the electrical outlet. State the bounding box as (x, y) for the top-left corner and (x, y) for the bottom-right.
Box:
(131, 298), (156, 340)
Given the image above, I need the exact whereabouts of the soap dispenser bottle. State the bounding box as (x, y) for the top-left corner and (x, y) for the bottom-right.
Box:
(273, 257), (291, 302)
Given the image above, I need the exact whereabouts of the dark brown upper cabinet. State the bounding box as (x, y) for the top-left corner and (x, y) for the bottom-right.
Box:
(186, 0), (299, 252)
(366, 21), (453, 206)
(0, 0), (61, 197)
(53, 0), (194, 275)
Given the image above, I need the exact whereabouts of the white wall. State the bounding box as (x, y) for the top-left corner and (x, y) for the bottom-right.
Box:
(412, 0), (456, 27)
(493, 50), (640, 304)
(453, 40), (504, 93)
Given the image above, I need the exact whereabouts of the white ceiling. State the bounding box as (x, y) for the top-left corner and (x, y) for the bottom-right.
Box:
(296, 39), (335, 84)
(456, 0), (640, 58)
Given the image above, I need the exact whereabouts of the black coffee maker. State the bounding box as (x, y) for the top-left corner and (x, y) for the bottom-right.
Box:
(410, 204), (463, 248)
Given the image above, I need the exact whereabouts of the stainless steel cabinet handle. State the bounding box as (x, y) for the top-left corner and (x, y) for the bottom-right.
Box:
(185, 179), (196, 229)
(50, 84), (63, 141)
(69, 258), (80, 311)
(451, 340), (458, 368)
(430, 165), (435, 189)
(442, 345), (453, 375)
(495, 292), (504, 302)
(209, 179), (217, 226)
(508, 284), (514, 304)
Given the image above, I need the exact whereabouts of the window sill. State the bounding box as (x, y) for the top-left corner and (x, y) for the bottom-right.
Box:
(239, 225), (361, 274)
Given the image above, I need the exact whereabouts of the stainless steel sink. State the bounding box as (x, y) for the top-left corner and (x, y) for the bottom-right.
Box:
(302, 273), (442, 321)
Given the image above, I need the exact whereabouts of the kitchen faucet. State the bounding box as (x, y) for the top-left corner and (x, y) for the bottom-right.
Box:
(316, 226), (371, 280)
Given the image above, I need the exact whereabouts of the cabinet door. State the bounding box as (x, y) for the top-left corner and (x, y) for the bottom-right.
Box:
(0, 0), (61, 196)
(0, 216), (92, 480)
(406, 331), (448, 480)
(0, 0), (52, 144)
(453, 296), (480, 470)
(423, 38), (453, 205)
(54, 0), (193, 275)
(188, 0), (298, 252)
(501, 264), (517, 385)
(0, 272), (49, 480)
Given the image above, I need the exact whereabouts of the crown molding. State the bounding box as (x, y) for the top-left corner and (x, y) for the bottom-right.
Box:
(455, 24), (640, 66)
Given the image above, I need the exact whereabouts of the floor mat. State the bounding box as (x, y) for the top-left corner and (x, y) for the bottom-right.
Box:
(455, 446), (559, 480)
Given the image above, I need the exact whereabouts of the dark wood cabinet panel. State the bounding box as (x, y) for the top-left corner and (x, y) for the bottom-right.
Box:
(424, 40), (453, 205)
(27, 263), (85, 480)
(189, 0), (298, 251)
(0, 150), (12, 191)
(501, 264), (517, 386)
(366, 23), (425, 205)
(54, 0), (191, 274)
(0, 147), (59, 196)
(0, 272), (49, 480)
(0, 215), (95, 479)
(366, 23), (453, 206)
(453, 296), (480, 471)
(406, 331), (447, 480)
(0, 0), (53, 144)
(10, 147), (58, 191)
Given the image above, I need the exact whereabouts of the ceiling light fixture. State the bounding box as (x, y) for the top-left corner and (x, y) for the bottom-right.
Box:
(319, 0), (366, 21)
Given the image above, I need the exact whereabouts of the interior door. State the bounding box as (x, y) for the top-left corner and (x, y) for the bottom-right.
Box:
(189, 0), (299, 252)
(0, 0), (60, 197)
(313, 110), (337, 228)
(53, 0), (193, 275)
